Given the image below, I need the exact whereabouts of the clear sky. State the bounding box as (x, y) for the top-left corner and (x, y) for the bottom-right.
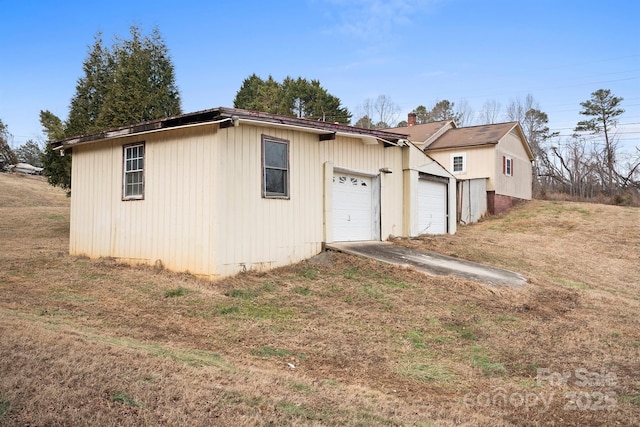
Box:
(1, 0), (638, 153)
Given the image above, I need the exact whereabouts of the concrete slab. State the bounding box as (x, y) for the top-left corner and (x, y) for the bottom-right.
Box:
(326, 241), (527, 288)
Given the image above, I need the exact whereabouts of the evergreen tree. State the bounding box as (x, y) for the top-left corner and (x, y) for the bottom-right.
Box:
(410, 100), (461, 124)
(354, 115), (374, 129)
(413, 105), (429, 124)
(66, 33), (109, 136)
(15, 140), (44, 167)
(574, 89), (624, 194)
(234, 74), (266, 111)
(0, 119), (17, 168)
(97, 26), (181, 129)
(40, 110), (71, 190)
(427, 100), (460, 122)
(233, 74), (351, 124)
(42, 25), (182, 191)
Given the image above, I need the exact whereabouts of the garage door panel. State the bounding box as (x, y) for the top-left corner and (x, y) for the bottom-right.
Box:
(418, 179), (447, 235)
(333, 173), (376, 241)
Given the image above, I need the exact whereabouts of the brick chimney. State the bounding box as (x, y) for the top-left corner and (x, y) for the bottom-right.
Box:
(408, 112), (417, 127)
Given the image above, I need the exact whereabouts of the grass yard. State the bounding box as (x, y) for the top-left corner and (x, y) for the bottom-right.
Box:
(0, 172), (639, 426)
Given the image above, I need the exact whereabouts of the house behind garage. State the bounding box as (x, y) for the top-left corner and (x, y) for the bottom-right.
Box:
(55, 107), (456, 280)
(388, 116), (534, 224)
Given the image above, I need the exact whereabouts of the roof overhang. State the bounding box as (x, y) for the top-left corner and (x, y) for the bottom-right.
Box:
(53, 107), (409, 149)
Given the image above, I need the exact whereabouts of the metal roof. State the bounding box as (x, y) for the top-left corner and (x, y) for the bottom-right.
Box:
(53, 107), (410, 149)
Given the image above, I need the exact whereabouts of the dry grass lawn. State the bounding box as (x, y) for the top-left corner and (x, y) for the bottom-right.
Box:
(0, 172), (639, 426)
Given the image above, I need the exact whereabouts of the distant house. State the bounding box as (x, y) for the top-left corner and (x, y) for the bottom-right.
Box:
(54, 107), (456, 280)
(388, 114), (456, 150)
(388, 114), (534, 223)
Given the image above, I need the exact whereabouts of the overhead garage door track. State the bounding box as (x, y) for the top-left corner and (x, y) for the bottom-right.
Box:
(327, 241), (527, 288)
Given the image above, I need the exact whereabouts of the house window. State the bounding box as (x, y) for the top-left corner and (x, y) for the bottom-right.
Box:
(262, 135), (289, 198)
(123, 143), (144, 200)
(451, 153), (466, 174)
(504, 156), (513, 176)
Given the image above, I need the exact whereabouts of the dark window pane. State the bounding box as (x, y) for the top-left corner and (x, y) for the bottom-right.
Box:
(265, 141), (287, 168)
(453, 156), (463, 172)
(265, 169), (286, 195)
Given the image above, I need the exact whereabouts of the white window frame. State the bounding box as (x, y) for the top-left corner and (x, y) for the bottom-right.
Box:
(505, 156), (513, 177)
(122, 143), (145, 200)
(262, 135), (290, 199)
(451, 152), (466, 174)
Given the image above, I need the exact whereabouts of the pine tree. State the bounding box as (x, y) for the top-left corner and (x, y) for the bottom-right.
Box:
(97, 26), (181, 129)
(42, 25), (182, 191)
(574, 89), (624, 194)
(40, 110), (71, 191)
(66, 33), (109, 136)
(233, 74), (351, 124)
(0, 119), (17, 168)
(15, 140), (44, 167)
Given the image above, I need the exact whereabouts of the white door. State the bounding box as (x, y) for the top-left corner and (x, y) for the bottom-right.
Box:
(333, 173), (376, 241)
(418, 179), (447, 234)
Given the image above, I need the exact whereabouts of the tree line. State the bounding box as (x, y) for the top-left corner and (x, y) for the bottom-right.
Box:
(2, 25), (637, 203)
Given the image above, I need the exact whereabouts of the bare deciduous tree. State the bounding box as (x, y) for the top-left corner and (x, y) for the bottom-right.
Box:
(479, 99), (501, 124)
(356, 95), (400, 129)
(455, 99), (474, 127)
(505, 94), (537, 123)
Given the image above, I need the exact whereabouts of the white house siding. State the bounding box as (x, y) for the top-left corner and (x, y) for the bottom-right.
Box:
(212, 125), (324, 278)
(69, 141), (115, 259)
(70, 125), (220, 276)
(144, 126), (218, 276)
(494, 131), (533, 200)
(69, 121), (419, 280)
(427, 146), (496, 191)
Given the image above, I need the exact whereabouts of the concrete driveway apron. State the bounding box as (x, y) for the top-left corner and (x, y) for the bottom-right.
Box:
(326, 241), (527, 288)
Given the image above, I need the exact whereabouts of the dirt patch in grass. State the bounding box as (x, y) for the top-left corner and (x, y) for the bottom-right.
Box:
(0, 175), (639, 426)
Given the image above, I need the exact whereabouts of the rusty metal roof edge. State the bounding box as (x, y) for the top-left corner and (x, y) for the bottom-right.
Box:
(55, 107), (409, 148)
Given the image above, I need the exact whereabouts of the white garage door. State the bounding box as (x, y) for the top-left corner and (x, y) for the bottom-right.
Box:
(418, 179), (447, 235)
(333, 173), (376, 241)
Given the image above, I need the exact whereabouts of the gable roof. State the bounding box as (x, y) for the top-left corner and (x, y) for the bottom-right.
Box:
(53, 107), (410, 150)
(426, 121), (534, 160)
(385, 120), (455, 143)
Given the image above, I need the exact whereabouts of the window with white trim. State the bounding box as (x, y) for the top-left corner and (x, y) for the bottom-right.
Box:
(123, 143), (144, 200)
(504, 156), (513, 176)
(451, 152), (466, 174)
(262, 135), (289, 198)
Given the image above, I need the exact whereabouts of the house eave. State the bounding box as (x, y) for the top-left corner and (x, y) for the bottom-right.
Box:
(54, 107), (410, 149)
(425, 142), (497, 152)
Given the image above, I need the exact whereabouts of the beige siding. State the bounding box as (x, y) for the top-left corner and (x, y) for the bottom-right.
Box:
(212, 125), (324, 278)
(428, 145), (495, 190)
(70, 126), (220, 276)
(69, 122), (413, 279)
(494, 132), (533, 200)
(426, 131), (532, 201)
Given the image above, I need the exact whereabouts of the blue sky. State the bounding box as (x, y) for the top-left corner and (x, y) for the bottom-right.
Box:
(1, 0), (638, 153)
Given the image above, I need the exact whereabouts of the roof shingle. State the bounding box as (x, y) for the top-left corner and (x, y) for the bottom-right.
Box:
(426, 122), (519, 150)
